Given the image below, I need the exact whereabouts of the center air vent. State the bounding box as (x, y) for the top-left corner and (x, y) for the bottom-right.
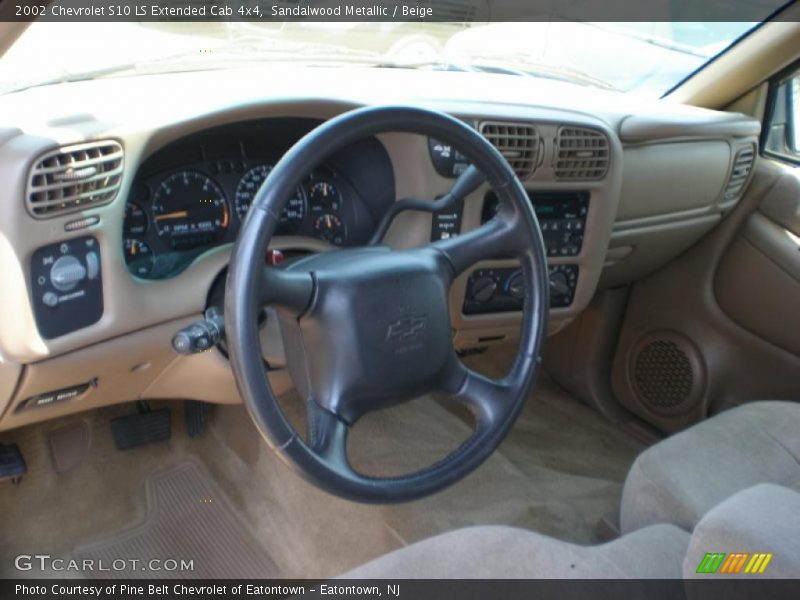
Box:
(478, 121), (541, 180)
(26, 140), (124, 218)
(723, 144), (756, 200)
(554, 126), (609, 180)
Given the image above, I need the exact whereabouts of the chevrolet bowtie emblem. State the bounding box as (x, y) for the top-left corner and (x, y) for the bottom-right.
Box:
(385, 315), (427, 343)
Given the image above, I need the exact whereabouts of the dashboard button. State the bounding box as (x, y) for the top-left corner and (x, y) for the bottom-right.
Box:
(85, 251), (100, 280)
(42, 292), (59, 308)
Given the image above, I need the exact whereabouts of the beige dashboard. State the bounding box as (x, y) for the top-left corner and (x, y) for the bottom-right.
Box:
(0, 66), (759, 430)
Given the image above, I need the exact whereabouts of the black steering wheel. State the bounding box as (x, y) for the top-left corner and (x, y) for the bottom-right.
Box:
(225, 106), (549, 503)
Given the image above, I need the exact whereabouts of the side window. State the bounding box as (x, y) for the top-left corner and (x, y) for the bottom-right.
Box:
(764, 69), (800, 164)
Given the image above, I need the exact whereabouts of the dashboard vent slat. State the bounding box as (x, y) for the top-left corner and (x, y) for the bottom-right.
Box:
(26, 140), (124, 218)
(554, 126), (609, 180)
(723, 145), (756, 201)
(478, 121), (540, 180)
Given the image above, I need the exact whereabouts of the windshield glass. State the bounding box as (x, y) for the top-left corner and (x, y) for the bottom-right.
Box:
(0, 21), (766, 97)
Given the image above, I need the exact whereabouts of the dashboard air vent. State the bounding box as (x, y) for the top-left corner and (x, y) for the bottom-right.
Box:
(723, 145), (756, 200)
(479, 121), (540, 179)
(554, 126), (609, 180)
(26, 140), (124, 218)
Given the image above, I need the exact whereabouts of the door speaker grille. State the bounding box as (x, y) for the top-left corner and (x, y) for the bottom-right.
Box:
(629, 332), (704, 415)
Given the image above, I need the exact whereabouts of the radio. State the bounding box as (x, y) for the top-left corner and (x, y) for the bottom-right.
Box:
(482, 191), (588, 257)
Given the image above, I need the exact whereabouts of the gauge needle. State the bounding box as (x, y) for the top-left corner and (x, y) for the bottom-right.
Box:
(154, 210), (188, 221)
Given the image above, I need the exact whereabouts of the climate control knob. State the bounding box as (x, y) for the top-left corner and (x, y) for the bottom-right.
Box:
(506, 272), (524, 300)
(470, 277), (497, 303)
(549, 271), (571, 303)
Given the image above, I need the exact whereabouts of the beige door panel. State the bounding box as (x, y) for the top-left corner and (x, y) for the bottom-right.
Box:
(606, 161), (800, 433)
(714, 170), (800, 357)
(758, 170), (800, 236)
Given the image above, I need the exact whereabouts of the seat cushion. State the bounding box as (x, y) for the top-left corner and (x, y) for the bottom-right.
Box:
(341, 524), (690, 579)
(684, 484), (800, 579)
(621, 401), (800, 534)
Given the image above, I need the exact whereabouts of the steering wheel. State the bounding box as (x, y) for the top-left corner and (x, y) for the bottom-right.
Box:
(225, 106), (549, 503)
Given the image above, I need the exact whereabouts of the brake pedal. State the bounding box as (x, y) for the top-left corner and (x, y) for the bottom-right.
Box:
(0, 444), (27, 483)
(111, 402), (171, 450)
(185, 400), (211, 438)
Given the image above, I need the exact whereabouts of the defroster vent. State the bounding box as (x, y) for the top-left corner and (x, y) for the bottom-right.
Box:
(26, 140), (124, 218)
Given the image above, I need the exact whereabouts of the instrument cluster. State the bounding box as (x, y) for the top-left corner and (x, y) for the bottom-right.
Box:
(123, 158), (361, 280)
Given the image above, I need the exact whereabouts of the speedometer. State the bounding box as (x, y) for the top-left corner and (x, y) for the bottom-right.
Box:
(152, 171), (229, 250)
(234, 164), (306, 234)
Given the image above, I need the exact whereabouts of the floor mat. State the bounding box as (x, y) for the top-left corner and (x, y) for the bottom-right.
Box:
(73, 459), (278, 579)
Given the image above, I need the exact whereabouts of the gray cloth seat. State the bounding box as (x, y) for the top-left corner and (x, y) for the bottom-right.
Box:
(684, 483), (800, 579)
(341, 401), (800, 580)
(341, 484), (800, 579)
(343, 524), (690, 579)
(621, 401), (800, 534)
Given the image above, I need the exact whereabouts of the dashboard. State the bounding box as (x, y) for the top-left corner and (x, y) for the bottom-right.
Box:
(0, 65), (760, 432)
(122, 118), (393, 279)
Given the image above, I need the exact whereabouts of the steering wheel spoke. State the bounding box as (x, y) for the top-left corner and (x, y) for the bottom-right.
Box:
(438, 356), (514, 430)
(432, 213), (521, 282)
(306, 399), (351, 469)
(259, 266), (314, 316)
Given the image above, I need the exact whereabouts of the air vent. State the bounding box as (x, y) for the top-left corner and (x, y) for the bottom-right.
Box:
(723, 145), (756, 200)
(554, 126), (609, 180)
(26, 140), (123, 218)
(479, 121), (540, 179)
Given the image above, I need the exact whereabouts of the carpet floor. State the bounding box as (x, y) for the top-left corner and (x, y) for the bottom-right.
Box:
(0, 352), (643, 579)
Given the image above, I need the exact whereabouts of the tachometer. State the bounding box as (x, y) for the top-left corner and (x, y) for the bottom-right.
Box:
(313, 213), (346, 246)
(152, 171), (229, 250)
(234, 164), (306, 234)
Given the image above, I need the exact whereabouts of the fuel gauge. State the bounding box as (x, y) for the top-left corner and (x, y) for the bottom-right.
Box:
(313, 213), (346, 246)
(124, 238), (155, 277)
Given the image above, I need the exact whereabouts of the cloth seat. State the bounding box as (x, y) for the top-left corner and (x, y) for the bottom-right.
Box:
(341, 402), (800, 581)
(620, 401), (800, 534)
(340, 485), (800, 580)
(684, 483), (800, 580)
(342, 524), (690, 579)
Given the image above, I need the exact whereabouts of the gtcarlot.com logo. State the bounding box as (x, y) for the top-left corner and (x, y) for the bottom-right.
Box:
(14, 554), (195, 573)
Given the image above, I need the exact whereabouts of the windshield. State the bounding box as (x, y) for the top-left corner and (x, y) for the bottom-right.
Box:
(0, 21), (767, 97)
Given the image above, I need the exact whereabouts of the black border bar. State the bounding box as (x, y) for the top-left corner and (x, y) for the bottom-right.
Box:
(1, 0), (798, 22)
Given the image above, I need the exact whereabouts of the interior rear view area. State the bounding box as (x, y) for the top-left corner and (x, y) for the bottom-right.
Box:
(0, 2), (799, 595)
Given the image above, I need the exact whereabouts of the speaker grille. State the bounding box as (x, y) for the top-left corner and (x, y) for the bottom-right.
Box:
(633, 339), (693, 410)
